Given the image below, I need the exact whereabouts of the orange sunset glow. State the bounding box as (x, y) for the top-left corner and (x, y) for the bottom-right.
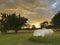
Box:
(0, 0), (60, 27)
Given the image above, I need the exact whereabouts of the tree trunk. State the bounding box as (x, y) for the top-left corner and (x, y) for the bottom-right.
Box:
(15, 30), (18, 34)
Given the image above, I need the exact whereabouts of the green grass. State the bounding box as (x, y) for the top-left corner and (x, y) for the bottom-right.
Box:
(0, 30), (60, 45)
(29, 34), (60, 43)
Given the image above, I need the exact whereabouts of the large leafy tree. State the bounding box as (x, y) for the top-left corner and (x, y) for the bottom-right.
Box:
(0, 13), (28, 34)
(52, 11), (60, 28)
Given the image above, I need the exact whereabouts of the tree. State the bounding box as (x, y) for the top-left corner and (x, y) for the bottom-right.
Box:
(32, 25), (36, 30)
(0, 13), (28, 34)
(40, 23), (44, 29)
(40, 21), (48, 29)
(52, 11), (60, 28)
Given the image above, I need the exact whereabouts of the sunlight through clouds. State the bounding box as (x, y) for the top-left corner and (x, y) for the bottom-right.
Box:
(0, 0), (60, 24)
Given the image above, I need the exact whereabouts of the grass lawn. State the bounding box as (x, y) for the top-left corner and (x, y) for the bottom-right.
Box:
(0, 30), (60, 45)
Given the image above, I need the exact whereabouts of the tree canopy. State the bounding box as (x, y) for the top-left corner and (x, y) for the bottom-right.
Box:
(0, 13), (28, 34)
(40, 21), (48, 29)
(52, 11), (60, 28)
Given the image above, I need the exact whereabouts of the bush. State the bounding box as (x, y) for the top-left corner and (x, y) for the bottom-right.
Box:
(29, 34), (60, 43)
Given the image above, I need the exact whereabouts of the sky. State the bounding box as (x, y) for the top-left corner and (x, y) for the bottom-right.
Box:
(0, 0), (60, 26)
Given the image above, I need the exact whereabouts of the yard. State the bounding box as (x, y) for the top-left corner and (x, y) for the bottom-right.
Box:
(0, 30), (60, 45)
